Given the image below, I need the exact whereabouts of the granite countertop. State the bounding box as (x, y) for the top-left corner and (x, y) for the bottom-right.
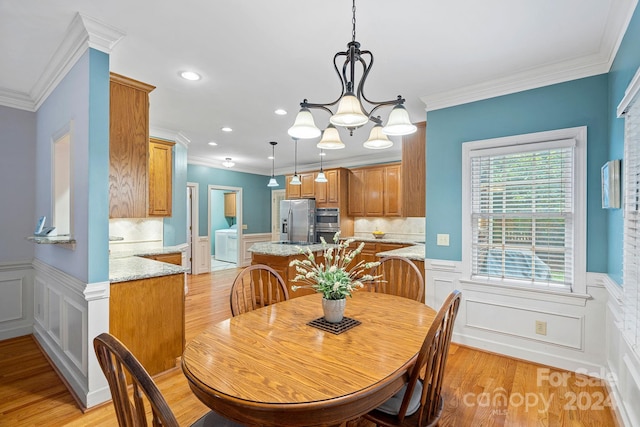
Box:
(340, 235), (425, 245)
(109, 245), (188, 283)
(376, 244), (425, 261)
(248, 242), (336, 256)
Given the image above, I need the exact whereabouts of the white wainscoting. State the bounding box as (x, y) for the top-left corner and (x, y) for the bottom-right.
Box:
(0, 261), (34, 340)
(603, 275), (640, 427)
(241, 233), (272, 266)
(193, 236), (211, 275)
(425, 259), (607, 373)
(32, 258), (111, 408)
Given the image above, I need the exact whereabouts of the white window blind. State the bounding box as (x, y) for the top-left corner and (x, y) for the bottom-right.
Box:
(623, 99), (640, 350)
(469, 141), (575, 290)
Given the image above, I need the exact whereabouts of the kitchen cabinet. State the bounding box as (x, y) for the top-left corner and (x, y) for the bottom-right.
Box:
(224, 192), (236, 217)
(140, 252), (182, 266)
(401, 121), (426, 217)
(315, 168), (348, 208)
(148, 138), (175, 217)
(109, 273), (184, 375)
(251, 252), (325, 298)
(300, 173), (315, 198)
(109, 73), (155, 218)
(348, 163), (402, 217)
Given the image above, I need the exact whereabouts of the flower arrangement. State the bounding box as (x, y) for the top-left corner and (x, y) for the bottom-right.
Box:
(290, 232), (381, 300)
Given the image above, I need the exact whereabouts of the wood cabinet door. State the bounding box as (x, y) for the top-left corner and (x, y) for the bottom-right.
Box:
(364, 168), (384, 216)
(315, 173), (328, 206)
(148, 138), (174, 217)
(401, 122), (426, 217)
(301, 173), (315, 198)
(109, 74), (154, 218)
(224, 192), (236, 217)
(326, 169), (340, 205)
(286, 176), (301, 199)
(384, 164), (402, 217)
(348, 169), (365, 216)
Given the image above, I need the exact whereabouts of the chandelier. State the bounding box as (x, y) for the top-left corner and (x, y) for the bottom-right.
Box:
(288, 0), (416, 150)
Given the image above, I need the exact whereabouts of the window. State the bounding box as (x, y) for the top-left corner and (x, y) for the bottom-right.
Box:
(462, 127), (586, 293)
(623, 96), (640, 351)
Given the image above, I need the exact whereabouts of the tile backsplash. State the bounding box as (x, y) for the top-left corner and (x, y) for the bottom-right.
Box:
(353, 217), (425, 241)
(109, 218), (164, 253)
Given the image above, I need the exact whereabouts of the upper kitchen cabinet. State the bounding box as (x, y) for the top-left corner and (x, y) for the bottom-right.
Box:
(224, 192), (236, 217)
(348, 163), (402, 217)
(148, 138), (175, 217)
(110, 73), (174, 219)
(315, 168), (348, 208)
(401, 121), (426, 217)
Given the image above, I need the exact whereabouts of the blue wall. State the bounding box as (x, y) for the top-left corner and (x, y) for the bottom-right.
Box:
(426, 75), (609, 273)
(187, 165), (274, 236)
(35, 49), (110, 283)
(607, 6), (640, 284)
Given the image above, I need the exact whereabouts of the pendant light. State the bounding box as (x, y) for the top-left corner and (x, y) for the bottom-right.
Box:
(315, 150), (328, 182)
(290, 138), (301, 185)
(267, 141), (279, 187)
(288, 0), (416, 146)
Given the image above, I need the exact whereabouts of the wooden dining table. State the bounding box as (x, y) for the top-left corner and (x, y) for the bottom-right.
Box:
(181, 292), (437, 427)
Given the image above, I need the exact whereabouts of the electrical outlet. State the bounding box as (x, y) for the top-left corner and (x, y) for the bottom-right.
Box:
(436, 234), (449, 246)
(535, 320), (547, 336)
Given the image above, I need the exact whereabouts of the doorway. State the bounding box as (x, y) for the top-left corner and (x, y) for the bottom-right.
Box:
(209, 185), (242, 271)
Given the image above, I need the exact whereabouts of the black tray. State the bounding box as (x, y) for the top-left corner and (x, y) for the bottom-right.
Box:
(307, 316), (361, 334)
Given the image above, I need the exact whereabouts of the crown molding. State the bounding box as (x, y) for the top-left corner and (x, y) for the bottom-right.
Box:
(149, 126), (191, 148)
(0, 13), (125, 112)
(421, 0), (638, 111)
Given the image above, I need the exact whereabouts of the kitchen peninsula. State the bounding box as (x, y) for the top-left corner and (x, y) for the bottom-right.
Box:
(249, 238), (426, 298)
(109, 246), (188, 376)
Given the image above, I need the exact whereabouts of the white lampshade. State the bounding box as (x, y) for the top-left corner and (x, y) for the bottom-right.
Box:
(315, 171), (328, 183)
(382, 104), (417, 136)
(267, 177), (279, 187)
(330, 93), (368, 127)
(363, 124), (393, 149)
(290, 174), (301, 185)
(288, 108), (321, 139)
(222, 158), (235, 168)
(317, 124), (345, 149)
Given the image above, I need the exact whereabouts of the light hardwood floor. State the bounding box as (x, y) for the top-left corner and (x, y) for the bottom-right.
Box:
(0, 268), (618, 426)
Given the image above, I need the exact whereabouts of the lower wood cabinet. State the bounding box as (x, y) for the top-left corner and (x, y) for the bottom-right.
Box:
(251, 252), (324, 298)
(109, 273), (185, 376)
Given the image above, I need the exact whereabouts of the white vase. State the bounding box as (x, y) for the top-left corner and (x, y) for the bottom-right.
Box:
(322, 297), (346, 323)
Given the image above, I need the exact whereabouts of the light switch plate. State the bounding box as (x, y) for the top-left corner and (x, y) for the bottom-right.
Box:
(436, 234), (449, 246)
(242, 224), (248, 229)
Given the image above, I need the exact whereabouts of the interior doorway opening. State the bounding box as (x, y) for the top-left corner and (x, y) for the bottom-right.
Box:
(209, 185), (242, 271)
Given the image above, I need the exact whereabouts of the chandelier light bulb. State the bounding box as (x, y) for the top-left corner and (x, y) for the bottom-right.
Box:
(317, 124), (345, 150)
(288, 108), (321, 139)
(382, 104), (417, 136)
(363, 124), (393, 149)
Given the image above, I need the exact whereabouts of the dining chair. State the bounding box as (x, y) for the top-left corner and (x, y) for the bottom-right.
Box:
(93, 332), (244, 427)
(369, 256), (425, 303)
(229, 264), (289, 316)
(362, 290), (462, 427)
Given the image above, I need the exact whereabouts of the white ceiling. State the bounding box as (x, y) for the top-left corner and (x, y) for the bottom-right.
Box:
(1, 0), (636, 175)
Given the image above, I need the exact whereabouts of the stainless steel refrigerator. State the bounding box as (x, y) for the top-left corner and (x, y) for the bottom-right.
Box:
(279, 199), (316, 244)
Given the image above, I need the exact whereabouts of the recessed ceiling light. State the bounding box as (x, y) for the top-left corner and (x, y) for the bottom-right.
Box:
(221, 127), (233, 132)
(274, 109), (287, 115)
(319, 151), (326, 156)
(268, 155), (274, 160)
(208, 141), (218, 146)
(180, 71), (201, 81)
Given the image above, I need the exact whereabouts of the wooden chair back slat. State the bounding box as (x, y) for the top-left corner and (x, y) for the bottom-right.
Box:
(230, 264), (289, 316)
(371, 256), (425, 303)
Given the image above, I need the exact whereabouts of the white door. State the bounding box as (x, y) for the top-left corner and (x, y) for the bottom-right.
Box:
(272, 189), (286, 241)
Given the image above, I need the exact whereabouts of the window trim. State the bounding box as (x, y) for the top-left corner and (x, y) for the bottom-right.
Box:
(461, 126), (587, 294)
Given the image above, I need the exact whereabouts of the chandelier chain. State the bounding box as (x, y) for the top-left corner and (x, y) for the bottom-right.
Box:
(352, 0), (356, 43)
